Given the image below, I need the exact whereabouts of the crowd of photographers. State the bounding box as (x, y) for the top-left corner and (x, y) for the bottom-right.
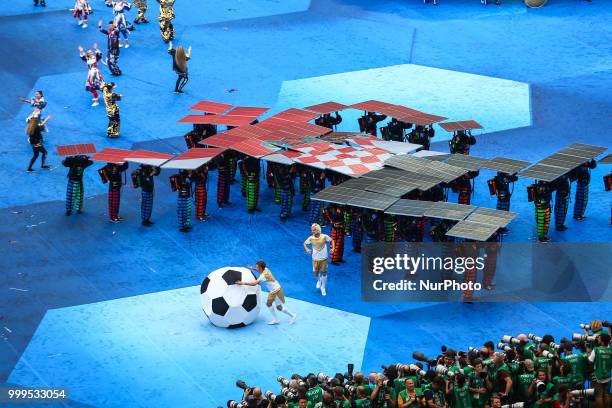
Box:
(225, 320), (611, 408)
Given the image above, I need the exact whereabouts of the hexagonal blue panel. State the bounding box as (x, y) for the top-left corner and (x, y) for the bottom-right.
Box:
(274, 63), (531, 141)
(8, 286), (371, 407)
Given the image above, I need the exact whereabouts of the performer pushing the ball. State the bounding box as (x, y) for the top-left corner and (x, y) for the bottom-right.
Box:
(238, 261), (296, 326)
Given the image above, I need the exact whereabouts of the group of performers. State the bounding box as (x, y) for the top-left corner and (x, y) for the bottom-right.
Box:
(70, 0), (179, 139)
(528, 160), (598, 242)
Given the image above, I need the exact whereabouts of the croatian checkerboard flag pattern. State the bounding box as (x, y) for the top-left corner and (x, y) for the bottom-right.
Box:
(294, 146), (392, 176)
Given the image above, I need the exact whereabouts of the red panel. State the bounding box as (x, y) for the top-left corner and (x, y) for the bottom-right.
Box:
(91, 148), (133, 163)
(176, 147), (225, 159)
(225, 106), (269, 117)
(439, 120), (483, 132)
(304, 101), (349, 114)
(56, 143), (96, 157)
(230, 139), (275, 158)
(268, 108), (319, 122)
(189, 100), (233, 114)
(178, 114), (252, 127)
(200, 133), (247, 148)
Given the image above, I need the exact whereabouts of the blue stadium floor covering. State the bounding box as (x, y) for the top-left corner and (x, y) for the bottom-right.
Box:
(0, 0), (611, 406)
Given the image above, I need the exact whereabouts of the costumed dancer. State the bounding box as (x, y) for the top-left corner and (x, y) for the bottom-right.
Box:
(20, 91), (46, 121)
(244, 157), (260, 213)
(111, 0), (133, 48)
(350, 208), (364, 252)
(363, 210), (382, 243)
(269, 163), (281, 204)
(33, 0), (46, 7)
(227, 151), (238, 183)
(324, 204), (345, 264)
(571, 160), (597, 221)
(102, 82), (121, 138)
(157, 0), (175, 43)
(63, 154), (93, 215)
(343, 206), (352, 236)
(216, 153), (231, 208)
(26, 113), (52, 172)
(383, 213), (398, 242)
(488, 171), (518, 212)
(399, 216), (423, 243)
(183, 124), (211, 149)
(314, 112), (342, 130)
(553, 174), (570, 232)
(168, 41), (191, 94)
(384, 118), (412, 142)
(132, 164), (160, 226)
(449, 130), (476, 155)
(529, 180), (552, 242)
(191, 165), (208, 221)
(309, 170), (326, 225)
(430, 220), (454, 243)
(453, 170), (479, 205)
(277, 164), (296, 221)
(482, 231), (502, 291)
(298, 166), (312, 212)
(408, 125), (434, 150)
(78, 44), (104, 107)
(99, 20), (122, 76)
(170, 170), (193, 232)
(73, 0), (92, 28)
(98, 161), (128, 222)
(358, 112), (387, 137)
(133, 0), (148, 24)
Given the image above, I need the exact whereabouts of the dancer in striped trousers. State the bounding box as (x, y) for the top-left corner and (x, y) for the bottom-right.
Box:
(63, 155), (93, 216)
(132, 164), (160, 226)
(98, 162), (129, 222)
(571, 160), (597, 221)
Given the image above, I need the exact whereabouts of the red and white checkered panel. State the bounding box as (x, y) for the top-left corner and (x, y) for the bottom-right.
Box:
(304, 101), (349, 114)
(439, 120), (483, 132)
(294, 148), (391, 176)
(189, 100), (233, 114)
(56, 143), (96, 157)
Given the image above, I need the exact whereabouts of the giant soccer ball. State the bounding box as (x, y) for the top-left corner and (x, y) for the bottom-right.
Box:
(200, 266), (262, 328)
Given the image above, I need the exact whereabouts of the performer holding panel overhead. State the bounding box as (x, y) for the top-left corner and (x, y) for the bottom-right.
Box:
(243, 157), (260, 214)
(314, 112), (342, 130)
(63, 155), (93, 215)
(191, 165), (208, 221)
(359, 111), (387, 136)
(132, 164), (160, 226)
(215, 153), (231, 208)
(529, 180), (552, 242)
(324, 204), (345, 264)
(488, 171), (518, 212)
(304, 223), (335, 297)
(99, 161), (129, 222)
(170, 169), (193, 232)
(408, 125), (434, 150)
(309, 169), (326, 225)
(553, 174), (571, 232)
(449, 130), (476, 155)
(570, 159), (597, 221)
(238, 261), (296, 325)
